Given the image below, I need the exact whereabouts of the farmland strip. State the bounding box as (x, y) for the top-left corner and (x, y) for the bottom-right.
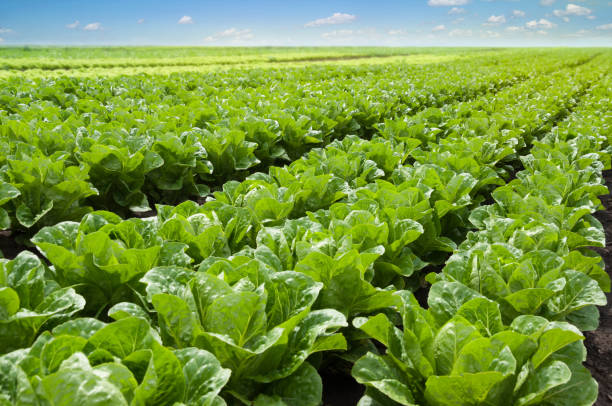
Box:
(0, 51), (574, 232)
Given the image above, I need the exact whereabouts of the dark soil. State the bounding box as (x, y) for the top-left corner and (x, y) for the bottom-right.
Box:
(586, 169), (612, 406)
(321, 363), (364, 406)
(0, 230), (37, 260)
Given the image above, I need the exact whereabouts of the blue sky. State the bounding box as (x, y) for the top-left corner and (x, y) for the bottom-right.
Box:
(0, 0), (610, 46)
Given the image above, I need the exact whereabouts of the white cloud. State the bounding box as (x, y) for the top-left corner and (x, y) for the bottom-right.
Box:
(66, 21), (79, 29)
(304, 12), (356, 27)
(526, 18), (556, 29)
(453, 17), (465, 23)
(388, 29), (408, 36)
(83, 22), (102, 31)
(486, 15), (506, 24)
(204, 28), (254, 42)
(321, 28), (376, 40)
(432, 24), (446, 31)
(0, 28), (13, 33)
(567, 3), (591, 15)
(427, 0), (469, 6)
(322, 29), (354, 38)
(137, 19), (145, 24)
(596, 23), (612, 30)
(448, 28), (473, 37)
(506, 26), (525, 32)
(513, 10), (525, 17)
(536, 30), (548, 35)
(178, 15), (194, 24)
(448, 7), (465, 14)
(553, 4), (591, 19)
(0, 38), (3, 43)
(566, 29), (589, 37)
(482, 30), (501, 38)
(587, 15), (596, 20)
(540, 0), (555, 5)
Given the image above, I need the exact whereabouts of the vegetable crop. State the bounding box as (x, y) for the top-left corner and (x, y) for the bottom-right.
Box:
(0, 47), (610, 405)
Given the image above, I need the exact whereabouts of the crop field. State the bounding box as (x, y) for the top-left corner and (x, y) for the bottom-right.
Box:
(0, 47), (611, 406)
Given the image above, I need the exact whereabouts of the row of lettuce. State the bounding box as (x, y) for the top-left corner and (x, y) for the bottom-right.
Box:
(0, 47), (466, 71)
(0, 51), (597, 231)
(351, 74), (612, 406)
(0, 57), (609, 404)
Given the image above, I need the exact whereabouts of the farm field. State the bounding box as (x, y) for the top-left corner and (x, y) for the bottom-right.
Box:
(0, 47), (611, 406)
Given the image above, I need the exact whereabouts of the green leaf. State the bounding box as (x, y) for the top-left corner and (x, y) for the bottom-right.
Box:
(356, 387), (405, 406)
(451, 338), (516, 376)
(544, 270), (607, 320)
(263, 363), (323, 406)
(529, 362), (598, 406)
(202, 290), (268, 348)
(253, 309), (347, 383)
(16, 199), (53, 228)
(2, 251), (46, 309)
(107, 302), (151, 322)
(132, 341), (186, 406)
(310, 333), (347, 353)
(174, 348), (231, 406)
(254, 394), (287, 406)
(152, 293), (199, 348)
(515, 360), (572, 406)
(531, 324), (583, 369)
(353, 313), (395, 348)
(0, 287), (19, 319)
(456, 298), (503, 337)
(565, 305), (600, 332)
(141, 266), (193, 302)
(265, 271), (322, 328)
(433, 317), (482, 375)
(0, 208), (10, 230)
(503, 288), (554, 315)
(0, 358), (36, 404)
(0, 183), (20, 206)
(52, 317), (106, 339)
(190, 271), (235, 316)
(34, 286), (85, 317)
(37, 365), (129, 405)
(490, 331), (537, 368)
(92, 363), (138, 404)
(428, 282), (483, 327)
(0, 287), (84, 354)
(295, 250), (394, 317)
(510, 315), (550, 337)
(352, 352), (417, 405)
(424, 371), (508, 406)
(88, 317), (154, 359)
(40, 335), (88, 374)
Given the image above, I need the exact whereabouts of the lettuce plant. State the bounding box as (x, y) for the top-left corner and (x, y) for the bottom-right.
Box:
(352, 292), (598, 406)
(0, 316), (230, 405)
(429, 245), (608, 331)
(141, 263), (347, 404)
(0, 252), (85, 354)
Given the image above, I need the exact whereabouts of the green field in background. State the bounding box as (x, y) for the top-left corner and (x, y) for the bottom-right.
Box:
(0, 46), (560, 77)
